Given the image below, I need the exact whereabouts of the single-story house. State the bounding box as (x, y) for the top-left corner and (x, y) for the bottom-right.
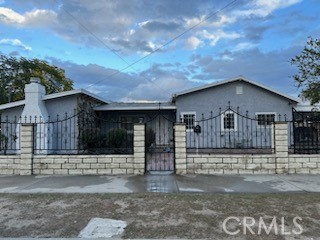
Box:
(0, 76), (316, 155)
(172, 77), (300, 149)
(0, 77), (107, 154)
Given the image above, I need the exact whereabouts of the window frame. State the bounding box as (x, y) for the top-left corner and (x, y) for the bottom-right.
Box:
(255, 112), (276, 128)
(180, 112), (196, 132)
(221, 110), (237, 131)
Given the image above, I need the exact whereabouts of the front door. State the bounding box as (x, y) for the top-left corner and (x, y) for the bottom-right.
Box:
(145, 115), (175, 172)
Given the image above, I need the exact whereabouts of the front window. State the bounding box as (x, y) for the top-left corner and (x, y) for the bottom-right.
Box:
(181, 112), (196, 130)
(256, 113), (275, 127)
(221, 111), (237, 131)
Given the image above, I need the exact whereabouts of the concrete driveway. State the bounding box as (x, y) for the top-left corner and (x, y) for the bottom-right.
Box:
(0, 174), (319, 193)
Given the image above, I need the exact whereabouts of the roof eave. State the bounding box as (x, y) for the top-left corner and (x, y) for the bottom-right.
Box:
(43, 89), (108, 103)
(173, 76), (299, 103)
(0, 100), (25, 111)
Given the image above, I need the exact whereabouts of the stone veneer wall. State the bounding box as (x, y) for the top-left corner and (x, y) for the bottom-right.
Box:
(0, 155), (20, 175)
(176, 123), (320, 175)
(184, 154), (320, 174)
(288, 155), (320, 174)
(186, 154), (276, 174)
(33, 155), (134, 175)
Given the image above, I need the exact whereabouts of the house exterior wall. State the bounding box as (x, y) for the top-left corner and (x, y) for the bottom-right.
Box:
(45, 95), (78, 119)
(175, 81), (297, 149)
(175, 81), (297, 121)
(0, 106), (24, 121)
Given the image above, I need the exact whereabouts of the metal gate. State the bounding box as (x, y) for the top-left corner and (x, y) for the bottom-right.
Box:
(292, 109), (320, 154)
(145, 115), (175, 172)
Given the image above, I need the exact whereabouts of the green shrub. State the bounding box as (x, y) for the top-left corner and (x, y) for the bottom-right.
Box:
(106, 128), (127, 148)
(80, 128), (105, 149)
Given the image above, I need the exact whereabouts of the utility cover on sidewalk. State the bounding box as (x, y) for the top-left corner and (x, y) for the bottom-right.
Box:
(78, 218), (126, 238)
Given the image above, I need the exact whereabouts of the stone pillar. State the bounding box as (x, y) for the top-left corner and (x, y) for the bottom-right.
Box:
(133, 123), (145, 175)
(20, 124), (34, 175)
(174, 123), (187, 174)
(274, 122), (289, 174)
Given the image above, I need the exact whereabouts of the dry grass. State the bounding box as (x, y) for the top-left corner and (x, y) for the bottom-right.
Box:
(0, 193), (319, 239)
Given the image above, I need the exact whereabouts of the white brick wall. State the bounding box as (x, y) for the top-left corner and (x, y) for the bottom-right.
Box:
(32, 155), (135, 175)
(186, 154), (278, 174)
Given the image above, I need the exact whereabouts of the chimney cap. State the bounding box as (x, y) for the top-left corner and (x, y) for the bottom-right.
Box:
(30, 77), (41, 83)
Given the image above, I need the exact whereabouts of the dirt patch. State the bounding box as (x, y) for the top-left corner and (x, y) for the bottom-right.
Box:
(0, 193), (319, 239)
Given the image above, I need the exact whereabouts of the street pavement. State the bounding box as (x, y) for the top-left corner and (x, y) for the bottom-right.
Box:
(0, 173), (319, 193)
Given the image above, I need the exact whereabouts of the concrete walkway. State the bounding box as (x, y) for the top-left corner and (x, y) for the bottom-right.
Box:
(0, 174), (320, 193)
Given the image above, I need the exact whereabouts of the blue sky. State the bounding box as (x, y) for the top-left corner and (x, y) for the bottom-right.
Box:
(0, 0), (319, 101)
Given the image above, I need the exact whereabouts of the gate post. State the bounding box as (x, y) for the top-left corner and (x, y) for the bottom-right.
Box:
(174, 123), (187, 174)
(20, 123), (34, 175)
(273, 122), (289, 174)
(133, 123), (145, 174)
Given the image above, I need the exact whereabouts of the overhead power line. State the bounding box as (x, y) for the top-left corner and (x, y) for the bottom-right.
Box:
(58, 0), (238, 89)
(57, 0), (168, 94)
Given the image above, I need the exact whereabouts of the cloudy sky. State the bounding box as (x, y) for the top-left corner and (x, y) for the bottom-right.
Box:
(0, 0), (319, 102)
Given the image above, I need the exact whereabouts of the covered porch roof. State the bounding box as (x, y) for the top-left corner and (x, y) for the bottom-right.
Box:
(94, 102), (176, 111)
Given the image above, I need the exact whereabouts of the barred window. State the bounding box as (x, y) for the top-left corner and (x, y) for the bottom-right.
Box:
(224, 113), (234, 129)
(222, 112), (236, 130)
(181, 113), (196, 130)
(256, 113), (275, 126)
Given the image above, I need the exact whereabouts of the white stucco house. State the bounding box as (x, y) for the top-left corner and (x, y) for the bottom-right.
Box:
(0, 77), (107, 154)
(0, 76), (319, 155)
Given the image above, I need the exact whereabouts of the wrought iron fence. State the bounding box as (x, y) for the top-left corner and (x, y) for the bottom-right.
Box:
(184, 107), (274, 153)
(0, 116), (21, 155)
(33, 111), (133, 154)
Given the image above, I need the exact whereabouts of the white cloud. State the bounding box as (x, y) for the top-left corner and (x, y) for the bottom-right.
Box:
(123, 74), (194, 101)
(189, 47), (301, 95)
(186, 36), (203, 50)
(235, 0), (302, 18)
(0, 7), (24, 24)
(24, 9), (57, 27)
(0, 0), (304, 55)
(234, 42), (257, 52)
(0, 7), (57, 27)
(185, 14), (235, 28)
(0, 38), (32, 51)
(138, 20), (149, 27)
(199, 29), (241, 46)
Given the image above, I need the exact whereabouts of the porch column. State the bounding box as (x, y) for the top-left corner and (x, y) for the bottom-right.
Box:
(133, 123), (145, 175)
(273, 122), (289, 174)
(20, 124), (34, 175)
(174, 123), (187, 174)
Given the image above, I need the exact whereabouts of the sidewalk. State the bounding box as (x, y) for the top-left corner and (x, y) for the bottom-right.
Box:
(0, 174), (319, 193)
